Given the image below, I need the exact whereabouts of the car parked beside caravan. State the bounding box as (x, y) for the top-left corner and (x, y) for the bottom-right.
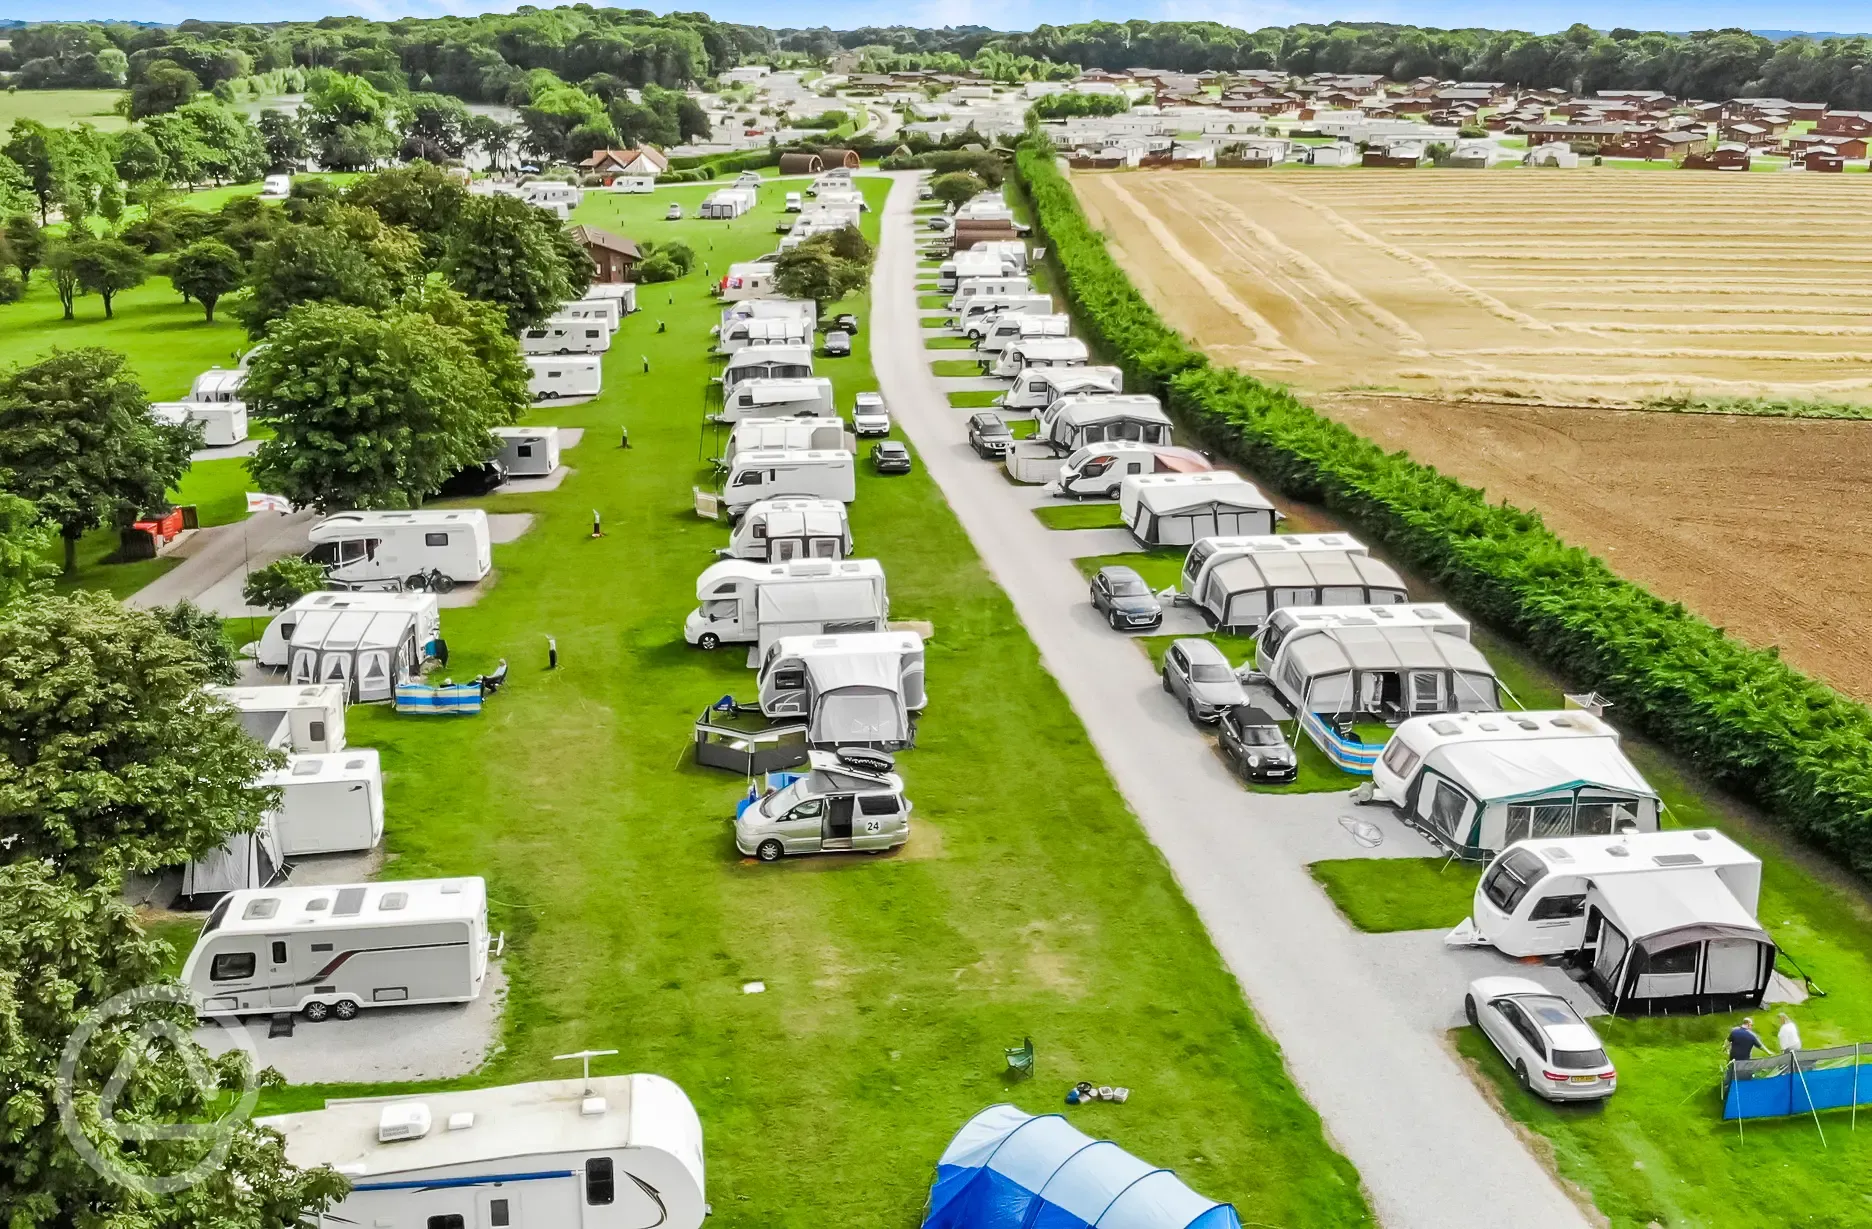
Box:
(734, 748), (911, 861)
(720, 498), (852, 562)
(306, 509), (493, 587)
(525, 356), (602, 401)
(722, 449), (856, 517)
(684, 557), (887, 652)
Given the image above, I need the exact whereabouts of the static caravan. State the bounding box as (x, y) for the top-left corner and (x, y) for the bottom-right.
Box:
(560, 297), (621, 333)
(757, 631), (926, 749)
(939, 249), (1009, 292)
(718, 314), (812, 352)
(722, 449), (855, 517)
(490, 426), (562, 477)
(520, 318), (611, 356)
(990, 337), (1089, 379)
(179, 816), (283, 906)
(1041, 394), (1171, 453)
(950, 276), (1033, 313)
(182, 878), (495, 1019)
(720, 344), (814, 396)
(960, 295), (1055, 338)
(1470, 831), (1771, 1015)
(684, 557), (887, 653)
(1194, 546), (1407, 631)
(1120, 473), (1278, 547)
(525, 355), (602, 400)
(262, 1075), (706, 1229)
(260, 750), (386, 857)
(700, 187), (757, 218)
(152, 401), (249, 447)
(714, 377), (837, 422)
(976, 313), (1072, 356)
(1048, 443), (1210, 498)
(584, 282), (637, 314)
(722, 497), (852, 562)
(1002, 365), (1122, 412)
(254, 592), (440, 669)
(188, 367), (245, 403)
(208, 683), (347, 753)
(725, 418), (846, 462)
(287, 609), (422, 703)
(520, 180), (582, 209)
(307, 509), (492, 586)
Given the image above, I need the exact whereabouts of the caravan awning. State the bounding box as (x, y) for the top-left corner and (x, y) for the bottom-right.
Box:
(1433, 737), (1657, 805)
(1138, 481), (1272, 517)
(1292, 626), (1490, 674)
(1591, 867), (1766, 945)
(758, 582), (878, 625)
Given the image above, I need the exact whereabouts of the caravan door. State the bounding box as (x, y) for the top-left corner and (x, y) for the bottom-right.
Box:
(266, 936), (298, 1009)
(822, 796), (854, 851)
(289, 648), (318, 685)
(319, 652), (352, 694)
(356, 650), (394, 702)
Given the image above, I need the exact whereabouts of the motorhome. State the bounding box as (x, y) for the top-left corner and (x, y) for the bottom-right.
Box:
(152, 401), (248, 447)
(734, 747), (911, 860)
(520, 180), (582, 209)
(700, 186), (757, 218)
(949, 276), (1033, 313)
(559, 297), (621, 333)
(713, 377), (838, 422)
(721, 498), (852, 562)
(520, 318), (611, 355)
(720, 344), (814, 396)
(306, 509), (492, 585)
(722, 450), (855, 517)
(757, 631), (926, 749)
(960, 295), (1055, 338)
(1377, 709), (1660, 859)
(490, 426), (561, 477)
(188, 367), (245, 403)
(208, 683), (348, 753)
(525, 356), (602, 400)
(259, 173), (292, 199)
(1040, 394), (1171, 452)
(262, 1076), (706, 1229)
(990, 337), (1090, 379)
(683, 557), (887, 653)
(1186, 537), (1408, 630)
(1002, 366), (1123, 412)
(1047, 443), (1211, 499)
(583, 282), (637, 314)
(260, 750), (386, 857)
(253, 592), (440, 669)
(181, 878), (496, 1020)
(976, 313), (1073, 356)
(1120, 473), (1278, 547)
(718, 314), (812, 352)
(287, 608), (423, 702)
(725, 418), (846, 463)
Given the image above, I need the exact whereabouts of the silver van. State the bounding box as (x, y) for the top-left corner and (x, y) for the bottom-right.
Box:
(735, 748), (910, 860)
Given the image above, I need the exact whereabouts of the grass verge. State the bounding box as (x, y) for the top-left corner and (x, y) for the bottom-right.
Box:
(948, 390), (1003, 409)
(1035, 503), (1125, 531)
(1309, 858), (1482, 932)
(925, 335), (975, 350)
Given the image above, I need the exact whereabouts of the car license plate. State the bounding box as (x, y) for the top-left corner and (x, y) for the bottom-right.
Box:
(1569, 1075), (1599, 1084)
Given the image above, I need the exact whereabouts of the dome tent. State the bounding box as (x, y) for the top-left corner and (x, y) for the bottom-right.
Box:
(924, 1105), (1241, 1229)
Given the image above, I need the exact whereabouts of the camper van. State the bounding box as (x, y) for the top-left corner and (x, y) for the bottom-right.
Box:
(287, 608), (422, 703)
(991, 337), (1090, 379)
(1376, 709), (1660, 859)
(259, 173), (292, 199)
(262, 1076), (707, 1229)
(525, 356), (602, 400)
(253, 592), (440, 670)
(1186, 538), (1408, 630)
(208, 683), (347, 753)
(152, 401), (249, 447)
(261, 750), (386, 857)
(722, 449), (856, 517)
(718, 315), (812, 352)
(725, 418), (846, 463)
(722, 498), (852, 562)
(490, 426), (561, 477)
(735, 747), (910, 860)
(720, 344), (814, 396)
(182, 878), (497, 1020)
(559, 297), (621, 333)
(1041, 394), (1171, 453)
(960, 295), (1056, 338)
(684, 557), (887, 653)
(1002, 366), (1123, 412)
(714, 377), (837, 422)
(520, 318), (611, 355)
(307, 509), (492, 586)
(757, 631), (926, 749)
(189, 367), (245, 403)
(1120, 473), (1279, 547)
(1050, 443), (1211, 499)
(949, 276), (1033, 313)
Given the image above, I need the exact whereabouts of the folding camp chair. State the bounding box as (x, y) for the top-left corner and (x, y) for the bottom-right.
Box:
(1004, 1036), (1035, 1081)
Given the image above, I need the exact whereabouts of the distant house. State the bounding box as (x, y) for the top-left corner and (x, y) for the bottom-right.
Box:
(579, 147), (669, 179)
(1361, 139), (1424, 168)
(1801, 146), (1846, 172)
(1522, 122), (1636, 150)
(1682, 143), (1752, 171)
(1792, 133), (1870, 160)
(566, 225), (640, 283)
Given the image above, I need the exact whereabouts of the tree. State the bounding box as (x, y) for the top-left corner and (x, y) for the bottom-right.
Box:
(462, 114), (515, 173)
(0, 349), (195, 573)
(257, 107), (309, 172)
(68, 238), (148, 319)
(154, 597), (240, 684)
(5, 215), (45, 284)
(443, 194), (580, 333)
(408, 283), (531, 414)
(398, 92), (472, 163)
(43, 239), (81, 320)
(344, 162), (466, 259)
(239, 206), (421, 338)
(302, 71), (397, 171)
(774, 235), (869, 306)
(245, 302), (520, 511)
(129, 57), (202, 118)
(169, 238), (244, 323)
(4, 120), (59, 223)
(0, 493), (53, 608)
(242, 556), (327, 610)
(930, 170), (987, 210)
(111, 127), (171, 205)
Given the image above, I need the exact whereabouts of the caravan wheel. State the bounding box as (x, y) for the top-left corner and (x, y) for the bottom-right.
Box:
(302, 1000), (331, 1023)
(332, 999), (360, 1021)
(697, 633), (722, 651)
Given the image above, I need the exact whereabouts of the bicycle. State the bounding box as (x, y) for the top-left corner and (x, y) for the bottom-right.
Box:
(404, 568), (457, 594)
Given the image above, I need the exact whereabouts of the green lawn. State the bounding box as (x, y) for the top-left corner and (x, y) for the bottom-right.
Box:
(1034, 502), (1125, 530)
(925, 335), (974, 349)
(229, 176), (1372, 1229)
(175, 455), (256, 527)
(919, 294), (951, 309)
(0, 270), (247, 399)
(0, 87), (129, 133)
(1009, 417), (1037, 439)
(948, 390), (1003, 408)
(1309, 858), (1481, 932)
(1073, 548), (1181, 588)
(930, 358), (984, 376)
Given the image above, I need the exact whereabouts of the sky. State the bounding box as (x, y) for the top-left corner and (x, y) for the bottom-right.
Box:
(6, 0), (1865, 37)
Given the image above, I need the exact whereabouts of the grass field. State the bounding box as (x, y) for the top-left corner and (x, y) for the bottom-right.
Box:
(925, 335), (974, 349)
(0, 87), (129, 133)
(0, 268), (246, 397)
(1072, 549), (1181, 589)
(1309, 858), (1481, 932)
(947, 390), (1003, 408)
(918, 294), (950, 309)
(1034, 502), (1125, 530)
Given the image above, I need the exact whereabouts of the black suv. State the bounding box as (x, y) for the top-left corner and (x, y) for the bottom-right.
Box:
(1089, 565), (1163, 632)
(967, 412), (1014, 458)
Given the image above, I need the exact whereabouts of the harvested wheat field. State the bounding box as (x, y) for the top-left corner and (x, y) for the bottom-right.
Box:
(1075, 169), (1872, 406)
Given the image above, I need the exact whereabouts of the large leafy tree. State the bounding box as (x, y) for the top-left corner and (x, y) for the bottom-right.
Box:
(930, 170), (986, 211)
(169, 239), (244, 323)
(344, 163), (466, 260)
(153, 597), (241, 685)
(239, 204), (422, 337)
(302, 71), (397, 171)
(68, 238), (148, 319)
(397, 92), (472, 163)
(443, 194), (580, 333)
(408, 283), (532, 413)
(245, 301), (522, 510)
(128, 57), (202, 119)
(774, 232), (871, 307)
(256, 108), (309, 173)
(0, 349), (196, 573)
(3, 120), (118, 227)
(5, 216), (46, 285)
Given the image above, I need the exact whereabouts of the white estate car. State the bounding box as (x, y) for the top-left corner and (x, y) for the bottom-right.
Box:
(1465, 976), (1618, 1101)
(852, 392), (892, 437)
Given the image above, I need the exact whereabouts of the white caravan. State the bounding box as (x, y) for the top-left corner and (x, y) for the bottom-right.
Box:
(1049, 443), (1212, 499)
(260, 749), (386, 857)
(306, 509), (492, 586)
(1040, 394), (1171, 452)
(525, 356), (602, 400)
(975, 313), (1072, 356)
(253, 592), (440, 669)
(722, 260), (777, 299)
(152, 401), (249, 447)
(719, 296), (816, 332)
(583, 282), (637, 314)
(1002, 366), (1123, 412)
(725, 418), (846, 462)
(991, 337), (1089, 378)
(722, 449), (855, 517)
(287, 608), (422, 703)
(560, 297), (621, 333)
(757, 630), (926, 748)
(950, 276), (1033, 312)
(1256, 602), (1474, 666)
(611, 174), (656, 192)
(684, 557), (887, 653)
(520, 318), (611, 356)
(1185, 536), (1407, 630)
(1120, 473), (1279, 547)
(718, 315), (812, 352)
(521, 180), (582, 209)
(188, 367), (245, 402)
(960, 295), (1055, 338)
(490, 426), (561, 477)
(720, 344), (814, 395)
(1183, 533), (1368, 599)
(714, 377), (837, 422)
(700, 186), (757, 218)
(263, 1075), (706, 1229)
(721, 498), (852, 562)
(209, 683), (347, 752)
(182, 878), (496, 1020)
(259, 173), (292, 199)
(938, 248), (1012, 292)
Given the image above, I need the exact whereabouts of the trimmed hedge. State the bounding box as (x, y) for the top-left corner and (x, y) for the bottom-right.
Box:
(1013, 142), (1872, 875)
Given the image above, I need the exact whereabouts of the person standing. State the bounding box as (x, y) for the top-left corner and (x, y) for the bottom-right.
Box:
(1727, 1017), (1772, 1063)
(1777, 1012), (1803, 1054)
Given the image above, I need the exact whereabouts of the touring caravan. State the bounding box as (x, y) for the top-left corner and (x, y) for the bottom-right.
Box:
(490, 426), (561, 477)
(683, 557), (887, 653)
(720, 344), (814, 396)
(262, 1075), (706, 1229)
(559, 297), (621, 333)
(525, 356), (602, 400)
(722, 449), (856, 517)
(152, 401), (248, 447)
(1376, 710), (1660, 859)
(950, 276), (1033, 313)
(718, 315), (812, 352)
(520, 318), (611, 356)
(700, 186), (757, 218)
(722, 498), (852, 562)
(714, 377), (838, 422)
(960, 295), (1056, 338)
(722, 260), (778, 300)
(209, 683), (347, 753)
(521, 180), (582, 209)
(975, 313), (1072, 356)
(182, 878), (496, 1020)
(725, 418), (847, 463)
(1184, 534), (1364, 600)
(939, 248), (1018, 292)
(583, 282), (637, 314)
(260, 750), (386, 857)
(757, 631), (926, 749)
(287, 608), (422, 703)
(306, 510), (492, 586)
(1002, 366), (1122, 412)
(253, 592), (440, 670)
(188, 367), (245, 403)
(1190, 541), (1408, 631)
(1040, 394), (1171, 453)
(1120, 473), (1279, 547)
(990, 337), (1090, 379)
(719, 297), (816, 332)
(1047, 443), (1211, 498)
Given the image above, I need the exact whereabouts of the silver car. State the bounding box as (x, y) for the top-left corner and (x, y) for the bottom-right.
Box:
(734, 749), (910, 861)
(1161, 638), (1248, 724)
(1466, 976), (1618, 1101)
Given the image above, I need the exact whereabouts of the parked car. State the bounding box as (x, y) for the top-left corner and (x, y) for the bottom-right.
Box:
(1218, 704), (1298, 782)
(918, 185), (935, 201)
(433, 458), (508, 499)
(1089, 565), (1162, 632)
(832, 312), (861, 336)
(1465, 977), (1617, 1102)
(870, 440), (913, 474)
(967, 412), (1014, 458)
(824, 330), (852, 357)
(852, 392), (891, 437)
(665, 203), (683, 220)
(1161, 638), (1248, 723)
(735, 748), (910, 861)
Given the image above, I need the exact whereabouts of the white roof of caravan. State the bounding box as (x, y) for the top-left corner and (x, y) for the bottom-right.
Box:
(757, 580), (883, 624)
(1195, 533), (1368, 558)
(730, 419), (843, 450)
(1400, 711), (1655, 804)
(207, 683), (345, 712)
(491, 426), (558, 441)
(190, 368), (245, 394)
(1517, 829), (1758, 880)
(696, 555), (882, 594)
(1052, 396), (1169, 429)
(289, 608), (416, 652)
(310, 509), (488, 536)
(725, 344), (814, 368)
(732, 448), (852, 466)
(1127, 473), (1274, 515)
(770, 630), (922, 663)
(259, 748), (380, 788)
(1210, 549), (1402, 594)
(1591, 866), (1766, 941)
(1007, 338), (1088, 361)
(731, 377), (832, 404)
(525, 355), (600, 369)
(1019, 366), (1122, 392)
(282, 591), (440, 620)
(1265, 602), (1466, 634)
(749, 504), (848, 538)
(1285, 625), (1494, 677)
(746, 497), (846, 519)
(728, 260), (777, 276)
(209, 877), (485, 937)
(261, 1074), (703, 1194)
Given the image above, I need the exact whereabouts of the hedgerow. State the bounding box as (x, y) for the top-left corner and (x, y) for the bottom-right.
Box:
(1012, 141), (1872, 875)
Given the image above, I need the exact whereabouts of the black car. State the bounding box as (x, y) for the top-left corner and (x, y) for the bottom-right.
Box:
(968, 412), (1013, 458)
(1089, 565), (1162, 631)
(832, 312), (861, 336)
(871, 440), (913, 474)
(824, 330), (853, 357)
(433, 458), (508, 498)
(1218, 704), (1300, 783)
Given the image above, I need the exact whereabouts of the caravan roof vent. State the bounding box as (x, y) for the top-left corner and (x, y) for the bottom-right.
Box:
(1430, 719), (1460, 736)
(297, 687), (323, 698)
(306, 897), (330, 911)
(291, 759), (323, 776)
(377, 1103), (432, 1142)
(1607, 844), (1631, 858)
(1549, 716), (1577, 728)
(1653, 854), (1704, 867)
(447, 1112), (475, 1131)
(1544, 847), (1574, 863)
(243, 897), (280, 920)
(1512, 717), (1538, 731)
(1693, 831), (1713, 841)
(378, 892), (409, 911)
(333, 887), (367, 916)
(345, 758), (368, 771)
(580, 1096), (608, 1117)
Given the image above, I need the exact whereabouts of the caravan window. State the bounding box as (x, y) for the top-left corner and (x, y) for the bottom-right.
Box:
(702, 599), (737, 621)
(203, 896), (232, 934)
(210, 952), (256, 981)
(424, 532), (448, 547)
(1428, 781), (1466, 837)
(732, 470), (765, 487)
(1505, 802), (1576, 845)
(1528, 893), (1586, 921)
(584, 1158), (615, 1205)
(428, 1217), (466, 1229)
(771, 668), (806, 691)
(1481, 848), (1547, 913)
(1381, 740), (1420, 778)
(1637, 943), (1699, 977)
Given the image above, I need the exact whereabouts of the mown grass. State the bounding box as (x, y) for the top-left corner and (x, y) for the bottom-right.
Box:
(1035, 502), (1125, 530)
(948, 389), (1003, 408)
(925, 335), (975, 349)
(1073, 549), (1181, 588)
(931, 358), (986, 376)
(0, 87), (129, 132)
(1008, 417), (1037, 439)
(918, 294), (950, 309)
(1309, 858), (1481, 932)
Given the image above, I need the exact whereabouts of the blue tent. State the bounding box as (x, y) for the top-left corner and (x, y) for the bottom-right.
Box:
(924, 1105), (1242, 1229)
